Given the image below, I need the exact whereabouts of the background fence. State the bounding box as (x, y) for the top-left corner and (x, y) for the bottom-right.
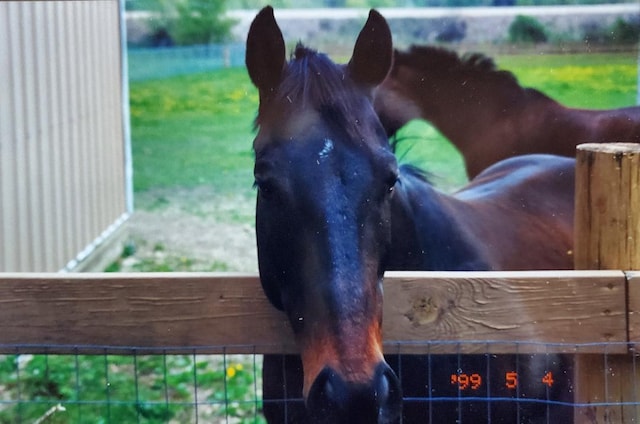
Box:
(0, 0), (131, 272)
(127, 43), (246, 81)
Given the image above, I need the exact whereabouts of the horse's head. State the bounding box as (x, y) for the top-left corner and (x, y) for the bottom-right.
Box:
(247, 7), (401, 423)
(374, 46), (457, 133)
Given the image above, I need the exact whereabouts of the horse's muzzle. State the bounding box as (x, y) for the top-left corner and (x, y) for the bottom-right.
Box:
(306, 361), (402, 424)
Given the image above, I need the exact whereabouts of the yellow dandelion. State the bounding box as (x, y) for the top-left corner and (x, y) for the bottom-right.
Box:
(226, 366), (236, 379)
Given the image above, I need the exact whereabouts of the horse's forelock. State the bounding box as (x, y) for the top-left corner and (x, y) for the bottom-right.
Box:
(293, 43), (313, 61)
(281, 45), (350, 110)
(256, 44), (379, 144)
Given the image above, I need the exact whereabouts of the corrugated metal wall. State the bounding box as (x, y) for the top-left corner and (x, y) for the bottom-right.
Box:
(0, 0), (130, 272)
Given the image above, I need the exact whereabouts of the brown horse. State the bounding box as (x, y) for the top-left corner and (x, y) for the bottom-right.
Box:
(247, 7), (575, 423)
(374, 45), (640, 179)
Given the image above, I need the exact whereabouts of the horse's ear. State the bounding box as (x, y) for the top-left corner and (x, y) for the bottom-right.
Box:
(246, 6), (286, 93)
(348, 9), (392, 87)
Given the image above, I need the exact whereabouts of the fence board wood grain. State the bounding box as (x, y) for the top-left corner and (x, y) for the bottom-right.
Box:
(0, 271), (627, 354)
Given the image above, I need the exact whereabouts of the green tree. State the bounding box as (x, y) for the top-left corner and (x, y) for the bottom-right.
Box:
(508, 15), (548, 44)
(162, 0), (237, 45)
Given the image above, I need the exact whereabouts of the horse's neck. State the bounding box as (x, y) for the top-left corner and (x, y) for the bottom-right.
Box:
(386, 169), (490, 271)
(424, 78), (527, 144)
(424, 83), (569, 178)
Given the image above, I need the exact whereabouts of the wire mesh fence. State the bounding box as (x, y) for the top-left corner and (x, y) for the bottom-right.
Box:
(0, 347), (264, 424)
(1, 341), (638, 423)
(127, 43), (246, 82)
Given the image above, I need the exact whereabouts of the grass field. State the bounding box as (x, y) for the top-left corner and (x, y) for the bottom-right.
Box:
(129, 51), (639, 201)
(498, 52), (638, 108)
(129, 67), (258, 195)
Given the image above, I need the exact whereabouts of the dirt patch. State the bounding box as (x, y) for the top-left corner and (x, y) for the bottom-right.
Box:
(120, 187), (258, 273)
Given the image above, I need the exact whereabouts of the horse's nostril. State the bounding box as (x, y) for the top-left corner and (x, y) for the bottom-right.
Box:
(377, 364), (403, 423)
(377, 370), (390, 404)
(323, 373), (336, 400)
(307, 368), (344, 422)
(307, 364), (402, 424)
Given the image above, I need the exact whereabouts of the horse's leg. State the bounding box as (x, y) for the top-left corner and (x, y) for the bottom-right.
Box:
(262, 354), (308, 423)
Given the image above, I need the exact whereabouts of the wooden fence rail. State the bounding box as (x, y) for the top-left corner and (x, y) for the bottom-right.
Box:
(0, 270), (634, 355)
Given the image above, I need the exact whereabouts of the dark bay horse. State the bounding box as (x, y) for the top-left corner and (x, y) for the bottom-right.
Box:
(374, 45), (640, 179)
(246, 7), (574, 423)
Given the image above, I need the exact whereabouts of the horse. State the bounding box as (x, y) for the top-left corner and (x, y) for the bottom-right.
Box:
(246, 7), (575, 423)
(374, 45), (640, 179)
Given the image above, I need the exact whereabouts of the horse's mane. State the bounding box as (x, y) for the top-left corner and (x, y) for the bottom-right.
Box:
(256, 44), (375, 142)
(393, 45), (521, 90)
(391, 45), (553, 103)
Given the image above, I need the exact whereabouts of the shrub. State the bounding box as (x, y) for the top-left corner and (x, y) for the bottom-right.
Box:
(582, 21), (610, 45)
(583, 18), (640, 46)
(435, 19), (467, 43)
(508, 15), (548, 44)
(609, 17), (640, 45)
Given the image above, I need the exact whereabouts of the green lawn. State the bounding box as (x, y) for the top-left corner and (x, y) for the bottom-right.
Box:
(129, 51), (638, 198)
(498, 52), (638, 108)
(129, 68), (258, 197)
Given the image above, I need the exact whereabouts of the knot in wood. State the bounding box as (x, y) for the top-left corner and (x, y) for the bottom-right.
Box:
(405, 296), (440, 326)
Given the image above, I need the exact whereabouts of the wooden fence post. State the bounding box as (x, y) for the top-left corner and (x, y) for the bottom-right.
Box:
(574, 142), (640, 423)
(575, 143), (640, 269)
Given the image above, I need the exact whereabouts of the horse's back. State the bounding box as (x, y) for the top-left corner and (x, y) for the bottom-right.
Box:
(590, 106), (640, 143)
(454, 154), (575, 270)
(458, 154), (574, 197)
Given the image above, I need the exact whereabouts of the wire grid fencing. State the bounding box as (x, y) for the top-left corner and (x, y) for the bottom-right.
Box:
(127, 43), (246, 82)
(0, 347), (264, 424)
(0, 341), (638, 423)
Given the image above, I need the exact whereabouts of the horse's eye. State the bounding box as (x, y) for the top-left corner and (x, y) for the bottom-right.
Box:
(386, 173), (399, 195)
(254, 177), (278, 199)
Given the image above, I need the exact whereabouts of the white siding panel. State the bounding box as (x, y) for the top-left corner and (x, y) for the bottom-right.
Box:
(9, 4), (31, 271)
(0, 1), (128, 271)
(0, 4), (16, 271)
(44, 0), (64, 269)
